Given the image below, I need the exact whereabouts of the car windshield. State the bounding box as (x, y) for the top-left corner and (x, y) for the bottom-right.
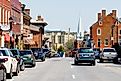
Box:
(78, 48), (93, 53)
(19, 51), (32, 56)
(103, 49), (115, 52)
(10, 50), (18, 56)
(0, 50), (9, 56)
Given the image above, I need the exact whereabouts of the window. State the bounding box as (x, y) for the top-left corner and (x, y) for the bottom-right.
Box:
(120, 30), (121, 35)
(97, 28), (101, 35)
(104, 39), (108, 46)
(98, 39), (101, 47)
(58, 36), (61, 44)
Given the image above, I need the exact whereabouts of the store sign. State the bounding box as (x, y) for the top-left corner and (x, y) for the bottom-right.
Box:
(0, 24), (10, 31)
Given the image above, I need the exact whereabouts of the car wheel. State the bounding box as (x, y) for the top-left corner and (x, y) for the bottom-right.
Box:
(74, 60), (78, 65)
(41, 57), (45, 62)
(2, 69), (6, 81)
(13, 64), (20, 76)
(99, 58), (103, 63)
(20, 63), (25, 71)
(32, 61), (36, 67)
(92, 61), (96, 66)
(113, 58), (118, 64)
(6, 67), (12, 79)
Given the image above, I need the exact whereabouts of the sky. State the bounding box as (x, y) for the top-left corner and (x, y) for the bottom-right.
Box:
(20, 0), (121, 32)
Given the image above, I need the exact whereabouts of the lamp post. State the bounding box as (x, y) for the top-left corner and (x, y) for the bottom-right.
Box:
(9, 17), (13, 49)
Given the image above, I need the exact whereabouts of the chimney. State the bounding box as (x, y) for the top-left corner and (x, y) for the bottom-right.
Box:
(98, 13), (101, 21)
(25, 9), (30, 15)
(112, 10), (117, 18)
(102, 10), (106, 18)
(37, 16), (44, 21)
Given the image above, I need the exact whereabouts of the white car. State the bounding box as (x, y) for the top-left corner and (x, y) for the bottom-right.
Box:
(99, 48), (117, 63)
(0, 48), (19, 79)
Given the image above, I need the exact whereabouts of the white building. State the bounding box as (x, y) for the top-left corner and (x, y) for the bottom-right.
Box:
(44, 31), (76, 50)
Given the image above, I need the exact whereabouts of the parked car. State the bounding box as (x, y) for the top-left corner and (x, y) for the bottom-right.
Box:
(0, 58), (6, 81)
(51, 53), (61, 58)
(0, 48), (19, 79)
(93, 48), (100, 59)
(31, 48), (39, 59)
(19, 50), (36, 67)
(74, 48), (96, 65)
(38, 48), (46, 61)
(43, 48), (51, 58)
(99, 48), (118, 63)
(10, 49), (25, 71)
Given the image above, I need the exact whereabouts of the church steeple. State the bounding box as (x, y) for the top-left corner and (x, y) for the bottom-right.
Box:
(77, 17), (83, 40)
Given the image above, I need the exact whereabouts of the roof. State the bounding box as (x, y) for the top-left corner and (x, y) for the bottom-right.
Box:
(31, 20), (48, 26)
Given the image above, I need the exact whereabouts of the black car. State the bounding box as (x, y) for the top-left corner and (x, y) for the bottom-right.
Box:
(74, 48), (95, 65)
(31, 48), (39, 59)
(43, 48), (51, 58)
(10, 49), (25, 71)
(38, 48), (46, 61)
(0, 59), (6, 81)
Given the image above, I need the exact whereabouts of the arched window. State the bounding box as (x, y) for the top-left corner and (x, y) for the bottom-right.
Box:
(97, 28), (101, 35)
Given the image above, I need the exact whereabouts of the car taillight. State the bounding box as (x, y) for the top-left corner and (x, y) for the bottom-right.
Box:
(16, 58), (20, 61)
(3, 58), (8, 62)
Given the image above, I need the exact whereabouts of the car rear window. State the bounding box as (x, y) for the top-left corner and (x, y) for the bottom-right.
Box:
(10, 50), (18, 56)
(19, 51), (32, 56)
(0, 50), (9, 56)
(103, 49), (115, 52)
(78, 48), (93, 53)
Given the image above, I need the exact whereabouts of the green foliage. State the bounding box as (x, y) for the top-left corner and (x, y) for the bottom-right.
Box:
(58, 45), (64, 52)
(65, 39), (74, 50)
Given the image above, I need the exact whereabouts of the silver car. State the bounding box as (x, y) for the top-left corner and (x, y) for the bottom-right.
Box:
(99, 48), (117, 63)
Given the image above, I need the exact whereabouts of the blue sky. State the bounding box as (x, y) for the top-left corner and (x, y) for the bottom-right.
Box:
(20, 0), (121, 32)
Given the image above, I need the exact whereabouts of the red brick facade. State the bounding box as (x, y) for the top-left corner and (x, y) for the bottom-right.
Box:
(90, 10), (121, 50)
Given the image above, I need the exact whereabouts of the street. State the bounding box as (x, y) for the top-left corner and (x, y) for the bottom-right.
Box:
(7, 58), (121, 81)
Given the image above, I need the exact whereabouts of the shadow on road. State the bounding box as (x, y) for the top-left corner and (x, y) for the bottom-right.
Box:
(71, 63), (92, 66)
(97, 61), (113, 63)
(25, 65), (33, 68)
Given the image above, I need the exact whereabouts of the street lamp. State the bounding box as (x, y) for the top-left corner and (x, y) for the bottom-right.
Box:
(9, 17), (13, 49)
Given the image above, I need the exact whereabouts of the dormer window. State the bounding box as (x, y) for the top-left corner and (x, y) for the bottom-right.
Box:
(97, 28), (101, 35)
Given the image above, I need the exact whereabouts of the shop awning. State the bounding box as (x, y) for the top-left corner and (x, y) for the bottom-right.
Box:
(4, 34), (14, 42)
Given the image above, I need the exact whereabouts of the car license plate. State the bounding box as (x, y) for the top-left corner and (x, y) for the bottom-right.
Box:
(83, 54), (89, 57)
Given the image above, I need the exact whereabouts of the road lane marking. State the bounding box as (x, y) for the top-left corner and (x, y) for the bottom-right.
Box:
(72, 75), (76, 79)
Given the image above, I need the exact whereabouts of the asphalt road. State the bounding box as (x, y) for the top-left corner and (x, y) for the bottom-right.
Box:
(7, 57), (121, 81)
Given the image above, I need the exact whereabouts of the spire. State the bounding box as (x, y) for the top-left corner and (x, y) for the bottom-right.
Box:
(77, 17), (83, 40)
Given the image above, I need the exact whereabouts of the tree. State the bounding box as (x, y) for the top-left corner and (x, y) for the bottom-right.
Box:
(65, 39), (74, 50)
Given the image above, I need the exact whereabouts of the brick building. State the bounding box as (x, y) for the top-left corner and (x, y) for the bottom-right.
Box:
(31, 16), (48, 48)
(90, 10), (121, 49)
(0, 0), (21, 48)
